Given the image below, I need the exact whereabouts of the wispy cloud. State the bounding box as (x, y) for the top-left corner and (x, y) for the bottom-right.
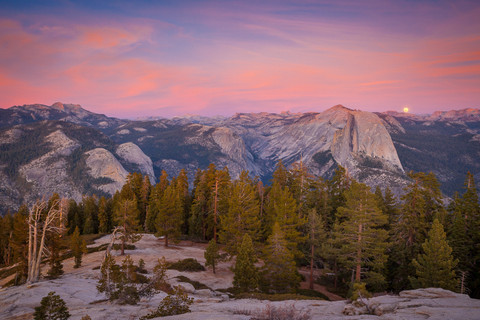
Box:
(0, 0), (479, 116)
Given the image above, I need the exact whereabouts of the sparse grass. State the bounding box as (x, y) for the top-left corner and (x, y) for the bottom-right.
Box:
(174, 275), (210, 290)
(167, 258), (205, 272)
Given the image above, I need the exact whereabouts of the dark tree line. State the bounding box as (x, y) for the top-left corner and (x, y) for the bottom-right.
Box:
(1, 164), (479, 298)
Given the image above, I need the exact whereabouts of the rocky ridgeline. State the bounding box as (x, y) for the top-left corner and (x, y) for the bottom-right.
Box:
(1, 102), (480, 213)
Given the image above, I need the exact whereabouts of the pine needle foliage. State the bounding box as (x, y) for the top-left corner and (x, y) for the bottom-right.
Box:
(204, 239), (222, 274)
(70, 226), (86, 268)
(140, 286), (193, 319)
(261, 222), (300, 293)
(410, 219), (458, 291)
(34, 291), (70, 320)
(233, 234), (259, 292)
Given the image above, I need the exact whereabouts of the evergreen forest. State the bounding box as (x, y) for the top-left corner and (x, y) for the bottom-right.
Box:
(1, 161), (479, 299)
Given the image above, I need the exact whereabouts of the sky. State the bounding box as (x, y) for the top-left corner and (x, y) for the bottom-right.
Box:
(0, 0), (479, 118)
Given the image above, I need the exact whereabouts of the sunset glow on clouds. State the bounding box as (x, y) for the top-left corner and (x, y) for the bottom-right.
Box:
(0, 0), (479, 118)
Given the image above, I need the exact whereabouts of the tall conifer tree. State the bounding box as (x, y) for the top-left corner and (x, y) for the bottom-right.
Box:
(332, 181), (389, 290)
(233, 234), (258, 292)
(219, 171), (260, 255)
(261, 222), (300, 293)
(411, 219), (457, 290)
(155, 184), (182, 247)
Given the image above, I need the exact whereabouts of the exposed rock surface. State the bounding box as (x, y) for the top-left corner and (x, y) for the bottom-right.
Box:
(85, 148), (129, 194)
(1, 235), (479, 320)
(215, 105), (406, 192)
(19, 130), (83, 204)
(0, 102), (125, 128)
(2, 103), (480, 213)
(116, 142), (156, 182)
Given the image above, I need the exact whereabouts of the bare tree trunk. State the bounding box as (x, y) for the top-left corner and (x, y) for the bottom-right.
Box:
(27, 199), (66, 284)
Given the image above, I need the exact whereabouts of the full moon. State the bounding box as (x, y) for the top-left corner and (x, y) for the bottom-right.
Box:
(403, 107), (409, 113)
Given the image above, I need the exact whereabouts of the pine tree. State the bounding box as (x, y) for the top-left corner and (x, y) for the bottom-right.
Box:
(266, 183), (305, 259)
(261, 222), (300, 293)
(272, 160), (289, 188)
(332, 181), (389, 290)
(34, 291), (70, 320)
(155, 184), (182, 247)
(70, 226), (86, 268)
(204, 239), (222, 274)
(189, 164), (230, 240)
(46, 198), (66, 280)
(288, 160), (313, 218)
(97, 253), (123, 300)
(139, 175), (152, 228)
(327, 166), (349, 228)
(11, 206), (29, 284)
(46, 233), (64, 279)
(233, 234), (258, 292)
(113, 197), (141, 255)
(219, 171), (261, 255)
(82, 195), (98, 234)
(176, 169), (191, 235)
(410, 219), (457, 291)
(66, 199), (82, 234)
(390, 174), (429, 291)
(306, 208), (326, 289)
(98, 196), (110, 234)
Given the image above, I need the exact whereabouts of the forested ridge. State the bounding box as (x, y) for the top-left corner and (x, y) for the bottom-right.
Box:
(1, 161), (479, 300)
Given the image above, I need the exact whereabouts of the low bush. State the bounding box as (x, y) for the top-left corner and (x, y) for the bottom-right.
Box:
(140, 287), (193, 319)
(34, 291), (70, 320)
(167, 258), (205, 272)
(137, 259), (148, 274)
(175, 275), (210, 290)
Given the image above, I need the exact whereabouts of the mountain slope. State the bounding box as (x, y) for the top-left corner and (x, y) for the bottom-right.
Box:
(1, 102), (479, 213)
(378, 109), (480, 195)
(0, 121), (155, 212)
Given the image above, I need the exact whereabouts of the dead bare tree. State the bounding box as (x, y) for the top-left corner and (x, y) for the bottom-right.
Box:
(27, 198), (67, 284)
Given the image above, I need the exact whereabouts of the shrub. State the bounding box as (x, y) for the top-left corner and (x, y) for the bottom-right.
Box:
(168, 258), (205, 272)
(349, 282), (371, 301)
(137, 258), (148, 274)
(140, 286), (193, 319)
(151, 257), (172, 293)
(175, 275), (210, 290)
(96, 254), (140, 305)
(34, 291), (70, 320)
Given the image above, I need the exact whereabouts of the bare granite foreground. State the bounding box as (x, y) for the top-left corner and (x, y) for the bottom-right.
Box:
(1, 234), (479, 320)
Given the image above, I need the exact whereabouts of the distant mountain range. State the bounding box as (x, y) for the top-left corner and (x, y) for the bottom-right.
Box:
(1, 102), (479, 213)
